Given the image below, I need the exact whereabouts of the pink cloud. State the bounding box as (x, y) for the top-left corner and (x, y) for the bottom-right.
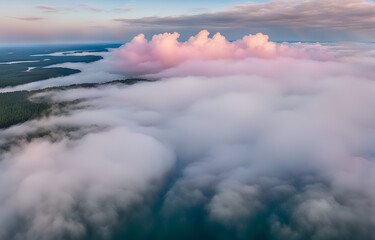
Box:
(34, 5), (57, 11)
(112, 30), (329, 76)
(80, 3), (104, 12)
(33, 5), (72, 12)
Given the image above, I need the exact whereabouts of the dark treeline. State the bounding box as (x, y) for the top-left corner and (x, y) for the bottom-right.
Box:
(0, 91), (49, 129)
(0, 79), (149, 129)
(0, 67), (81, 88)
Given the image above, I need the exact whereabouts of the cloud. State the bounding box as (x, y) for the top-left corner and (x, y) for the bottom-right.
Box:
(3, 0), (375, 43)
(79, 3), (104, 12)
(34, 5), (57, 11)
(113, 7), (133, 12)
(1, 31), (375, 239)
(189, 7), (209, 13)
(114, 0), (375, 41)
(0, 127), (174, 239)
(14, 17), (44, 21)
(33, 5), (73, 13)
(111, 30), (329, 77)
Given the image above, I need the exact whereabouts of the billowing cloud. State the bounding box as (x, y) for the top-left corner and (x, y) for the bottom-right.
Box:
(112, 30), (329, 77)
(0, 127), (174, 239)
(1, 31), (375, 239)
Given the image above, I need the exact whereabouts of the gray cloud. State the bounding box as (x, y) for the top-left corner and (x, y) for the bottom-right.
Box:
(114, 0), (375, 41)
(189, 7), (209, 13)
(113, 7), (133, 12)
(14, 17), (44, 21)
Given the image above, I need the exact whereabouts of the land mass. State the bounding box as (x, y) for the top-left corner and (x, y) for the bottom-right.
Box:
(0, 44), (120, 88)
(0, 79), (149, 129)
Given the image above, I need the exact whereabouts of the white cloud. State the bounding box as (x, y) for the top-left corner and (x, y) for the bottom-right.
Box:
(1, 33), (375, 239)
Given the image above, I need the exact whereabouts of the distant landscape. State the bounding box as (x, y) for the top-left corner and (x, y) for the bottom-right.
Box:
(0, 44), (122, 129)
(0, 44), (120, 88)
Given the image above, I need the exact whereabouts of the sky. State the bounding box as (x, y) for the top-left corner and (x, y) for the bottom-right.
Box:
(2, 1), (375, 239)
(1, 0), (375, 44)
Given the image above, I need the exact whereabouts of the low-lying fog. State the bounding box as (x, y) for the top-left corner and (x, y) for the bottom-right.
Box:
(1, 31), (375, 240)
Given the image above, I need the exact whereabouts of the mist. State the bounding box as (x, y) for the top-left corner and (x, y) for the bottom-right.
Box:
(1, 31), (375, 239)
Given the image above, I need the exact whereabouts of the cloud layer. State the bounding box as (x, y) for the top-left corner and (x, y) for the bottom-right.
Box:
(1, 31), (375, 239)
(112, 30), (329, 77)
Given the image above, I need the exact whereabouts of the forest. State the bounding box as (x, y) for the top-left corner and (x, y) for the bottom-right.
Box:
(0, 91), (49, 129)
(0, 79), (148, 129)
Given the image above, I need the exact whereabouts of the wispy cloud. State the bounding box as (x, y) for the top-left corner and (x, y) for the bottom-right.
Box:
(189, 7), (209, 13)
(80, 3), (104, 12)
(34, 5), (72, 13)
(34, 5), (57, 11)
(113, 7), (133, 12)
(14, 17), (44, 21)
